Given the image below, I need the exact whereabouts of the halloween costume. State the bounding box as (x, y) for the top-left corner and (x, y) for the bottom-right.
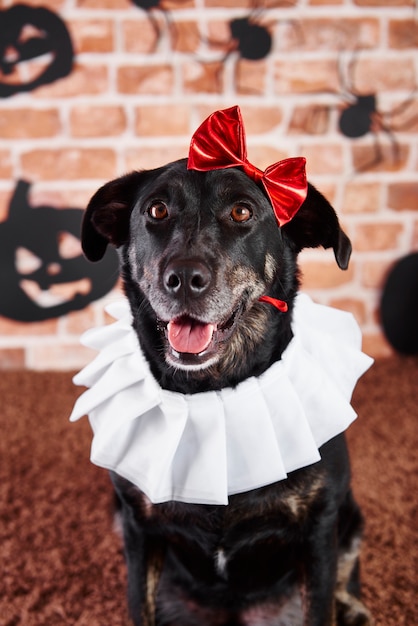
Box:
(70, 294), (372, 506)
(70, 105), (372, 505)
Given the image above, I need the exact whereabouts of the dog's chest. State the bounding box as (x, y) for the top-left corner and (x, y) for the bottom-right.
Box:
(143, 480), (315, 579)
(240, 591), (304, 626)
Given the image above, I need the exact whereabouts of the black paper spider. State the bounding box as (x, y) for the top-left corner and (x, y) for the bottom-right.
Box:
(228, 13), (273, 62)
(308, 55), (418, 171)
(199, 5), (274, 93)
(338, 57), (418, 170)
(129, 0), (188, 53)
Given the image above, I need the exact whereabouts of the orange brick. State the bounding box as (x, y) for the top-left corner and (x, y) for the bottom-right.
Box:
(0, 316), (59, 336)
(33, 64), (109, 98)
(412, 221), (418, 249)
(0, 109), (60, 139)
(122, 18), (160, 54)
(351, 143), (409, 172)
(27, 342), (96, 371)
(206, 19), (232, 45)
(77, 0), (131, 8)
(329, 298), (367, 325)
(29, 187), (96, 212)
(70, 105), (127, 137)
(354, 223), (404, 252)
(300, 144), (344, 175)
(0, 189), (14, 221)
(354, 0), (413, 5)
(69, 19), (114, 53)
(21, 148), (117, 181)
(351, 56), (416, 92)
(163, 0), (195, 7)
(125, 145), (189, 171)
(388, 182), (418, 212)
(204, 0), (254, 6)
(309, 0), (343, 4)
(135, 105), (190, 136)
(195, 105), (283, 135)
(172, 21), (201, 53)
(246, 146), (288, 171)
(299, 258), (355, 289)
(389, 19), (418, 49)
(361, 259), (393, 289)
(0, 151), (12, 179)
(118, 65), (174, 95)
(183, 61), (223, 94)
(362, 332), (394, 359)
(0, 348), (25, 369)
(236, 60), (268, 95)
(342, 182), (380, 214)
(274, 58), (339, 94)
(288, 105), (330, 135)
(390, 99), (418, 132)
(19, 0), (66, 8)
(63, 306), (98, 335)
(313, 183), (337, 206)
(281, 18), (379, 51)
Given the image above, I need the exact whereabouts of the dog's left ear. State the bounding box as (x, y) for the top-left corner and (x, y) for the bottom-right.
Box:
(282, 183), (352, 269)
(81, 171), (146, 262)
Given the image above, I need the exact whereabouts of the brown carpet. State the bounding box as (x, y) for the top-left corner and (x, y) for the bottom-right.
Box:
(1, 357), (417, 626)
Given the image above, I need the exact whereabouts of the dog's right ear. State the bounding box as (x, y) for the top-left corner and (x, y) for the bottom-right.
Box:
(282, 183), (352, 270)
(82, 171), (146, 262)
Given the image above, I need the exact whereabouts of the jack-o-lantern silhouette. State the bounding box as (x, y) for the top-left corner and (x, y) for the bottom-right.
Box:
(0, 180), (119, 322)
(0, 4), (74, 97)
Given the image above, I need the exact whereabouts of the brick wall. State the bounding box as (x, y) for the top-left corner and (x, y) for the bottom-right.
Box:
(0, 0), (417, 369)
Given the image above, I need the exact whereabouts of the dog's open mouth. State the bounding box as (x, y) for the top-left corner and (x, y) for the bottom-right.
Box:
(167, 318), (216, 355)
(162, 306), (241, 369)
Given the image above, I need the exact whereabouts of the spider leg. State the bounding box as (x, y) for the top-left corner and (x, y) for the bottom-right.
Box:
(163, 10), (183, 53)
(381, 121), (401, 163)
(343, 49), (362, 100)
(389, 113), (418, 132)
(146, 11), (163, 53)
(388, 94), (416, 117)
(355, 131), (383, 172)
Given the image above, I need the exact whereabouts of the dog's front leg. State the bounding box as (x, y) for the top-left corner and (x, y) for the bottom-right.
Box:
(124, 525), (164, 626)
(302, 517), (339, 626)
(111, 473), (162, 626)
(123, 518), (147, 625)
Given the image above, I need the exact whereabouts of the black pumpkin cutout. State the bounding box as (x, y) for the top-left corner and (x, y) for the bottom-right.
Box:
(0, 180), (119, 322)
(0, 4), (74, 97)
(380, 253), (418, 355)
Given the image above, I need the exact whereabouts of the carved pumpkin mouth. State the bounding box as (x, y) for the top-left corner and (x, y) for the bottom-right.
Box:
(19, 278), (92, 308)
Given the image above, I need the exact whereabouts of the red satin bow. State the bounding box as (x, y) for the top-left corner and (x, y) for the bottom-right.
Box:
(187, 105), (307, 226)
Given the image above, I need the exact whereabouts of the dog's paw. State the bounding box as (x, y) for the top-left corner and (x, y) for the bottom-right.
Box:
(335, 593), (374, 626)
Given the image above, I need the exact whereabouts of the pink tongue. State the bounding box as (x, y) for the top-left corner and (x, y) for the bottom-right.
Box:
(167, 319), (215, 354)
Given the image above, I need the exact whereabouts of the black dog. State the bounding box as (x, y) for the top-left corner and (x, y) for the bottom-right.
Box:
(79, 148), (372, 625)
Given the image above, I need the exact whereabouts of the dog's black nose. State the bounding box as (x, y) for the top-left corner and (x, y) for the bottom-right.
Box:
(163, 259), (212, 298)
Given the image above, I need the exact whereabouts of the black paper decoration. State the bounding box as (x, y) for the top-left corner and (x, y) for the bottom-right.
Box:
(0, 180), (119, 322)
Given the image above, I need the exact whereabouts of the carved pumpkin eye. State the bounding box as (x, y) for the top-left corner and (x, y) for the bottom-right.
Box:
(15, 247), (42, 274)
(58, 232), (82, 259)
(148, 202), (169, 220)
(230, 203), (253, 223)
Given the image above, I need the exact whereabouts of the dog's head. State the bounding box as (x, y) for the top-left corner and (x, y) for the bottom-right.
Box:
(81, 157), (351, 390)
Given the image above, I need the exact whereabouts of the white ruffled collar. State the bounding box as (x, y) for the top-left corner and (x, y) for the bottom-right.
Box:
(70, 294), (373, 505)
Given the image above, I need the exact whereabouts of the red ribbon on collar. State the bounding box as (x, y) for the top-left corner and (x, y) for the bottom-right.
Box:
(187, 105), (307, 227)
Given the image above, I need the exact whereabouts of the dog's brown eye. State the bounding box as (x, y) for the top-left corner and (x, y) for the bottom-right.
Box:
(148, 202), (168, 220)
(230, 204), (252, 223)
